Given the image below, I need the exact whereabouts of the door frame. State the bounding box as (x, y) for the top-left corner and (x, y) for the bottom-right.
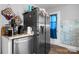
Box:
(50, 11), (61, 44)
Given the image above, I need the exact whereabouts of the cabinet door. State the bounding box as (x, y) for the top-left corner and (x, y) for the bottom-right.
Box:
(13, 37), (33, 54)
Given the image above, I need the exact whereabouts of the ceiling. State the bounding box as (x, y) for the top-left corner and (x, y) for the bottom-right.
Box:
(34, 4), (66, 12)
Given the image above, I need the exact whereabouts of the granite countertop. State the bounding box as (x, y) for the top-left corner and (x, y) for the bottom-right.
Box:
(2, 32), (34, 40)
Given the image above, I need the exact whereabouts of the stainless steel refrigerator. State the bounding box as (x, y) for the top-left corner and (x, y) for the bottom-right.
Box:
(23, 7), (50, 54)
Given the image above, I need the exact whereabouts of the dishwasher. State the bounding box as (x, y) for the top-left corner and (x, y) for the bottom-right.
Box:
(13, 36), (33, 54)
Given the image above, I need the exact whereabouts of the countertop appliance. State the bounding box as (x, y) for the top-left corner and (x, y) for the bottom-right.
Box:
(23, 7), (50, 54)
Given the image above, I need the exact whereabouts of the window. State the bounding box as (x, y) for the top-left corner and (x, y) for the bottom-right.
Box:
(50, 14), (57, 39)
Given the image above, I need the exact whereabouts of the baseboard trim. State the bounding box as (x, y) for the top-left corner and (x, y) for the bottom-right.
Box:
(50, 40), (79, 52)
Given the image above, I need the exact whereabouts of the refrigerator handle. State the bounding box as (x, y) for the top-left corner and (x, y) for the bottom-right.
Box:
(40, 26), (44, 34)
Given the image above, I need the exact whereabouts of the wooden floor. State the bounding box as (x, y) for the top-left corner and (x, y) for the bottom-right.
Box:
(49, 45), (79, 54)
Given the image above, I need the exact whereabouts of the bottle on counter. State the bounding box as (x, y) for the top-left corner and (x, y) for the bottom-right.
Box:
(8, 25), (13, 36)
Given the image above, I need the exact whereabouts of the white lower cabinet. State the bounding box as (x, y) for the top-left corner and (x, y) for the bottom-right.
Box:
(2, 36), (33, 54)
(14, 37), (33, 54)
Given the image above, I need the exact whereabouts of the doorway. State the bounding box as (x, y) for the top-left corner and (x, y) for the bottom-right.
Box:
(50, 11), (61, 44)
(50, 14), (57, 39)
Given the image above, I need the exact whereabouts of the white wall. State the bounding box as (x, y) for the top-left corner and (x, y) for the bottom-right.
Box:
(49, 4), (79, 51)
(49, 5), (79, 21)
(9, 4), (27, 24)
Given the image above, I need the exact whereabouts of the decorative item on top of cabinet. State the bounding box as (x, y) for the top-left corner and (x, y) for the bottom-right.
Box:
(14, 16), (22, 26)
(1, 8), (14, 20)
